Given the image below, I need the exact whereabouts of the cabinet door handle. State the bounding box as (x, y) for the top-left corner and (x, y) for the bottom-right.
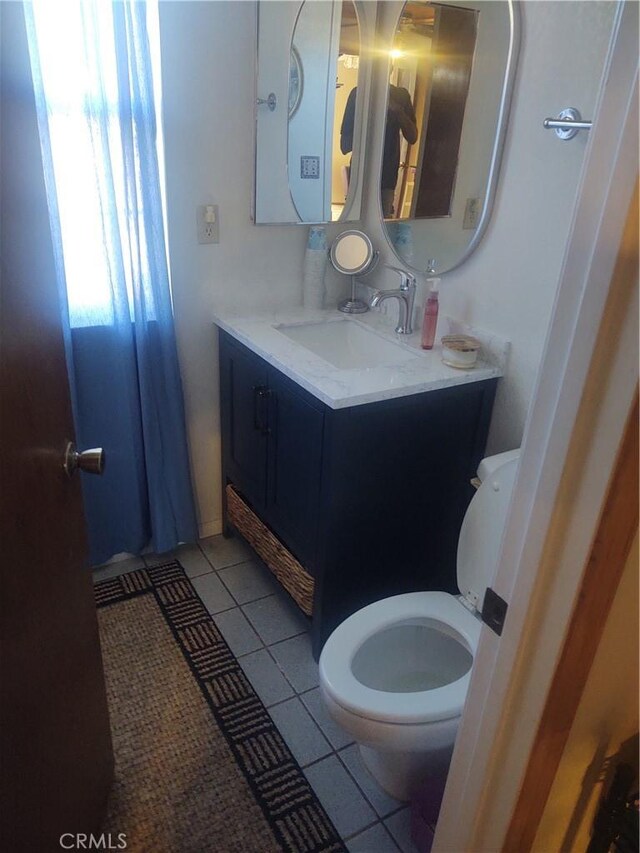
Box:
(260, 388), (272, 435)
(253, 385), (265, 431)
(253, 385), (271, 434)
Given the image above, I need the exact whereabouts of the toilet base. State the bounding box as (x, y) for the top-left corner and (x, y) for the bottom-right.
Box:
(358, 742), (453, 802)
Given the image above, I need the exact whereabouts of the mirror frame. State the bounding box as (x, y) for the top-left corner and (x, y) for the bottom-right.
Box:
(329, 229), (375, 274)
(378, 0), (521, 273)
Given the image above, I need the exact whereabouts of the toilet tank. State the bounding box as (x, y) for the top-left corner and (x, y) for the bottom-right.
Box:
(477, 448), (520, 482)
(458, 451), (520, 611)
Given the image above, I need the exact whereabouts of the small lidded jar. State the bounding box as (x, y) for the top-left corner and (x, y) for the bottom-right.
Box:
(441, 334), (481, 369)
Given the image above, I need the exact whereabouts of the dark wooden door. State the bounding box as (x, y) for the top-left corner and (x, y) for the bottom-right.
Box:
(413, 4), (478, 218)
(0, 5), (114, 851)
(266, 370), (324, 571)
(219, 334), (269, 511)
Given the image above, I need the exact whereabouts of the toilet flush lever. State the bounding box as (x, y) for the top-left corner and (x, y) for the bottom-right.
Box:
(63, 441), (105, 478)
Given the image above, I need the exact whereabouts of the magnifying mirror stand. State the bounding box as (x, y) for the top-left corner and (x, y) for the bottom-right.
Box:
(339, 275), (369, 315)
(337, 248), (380, 314)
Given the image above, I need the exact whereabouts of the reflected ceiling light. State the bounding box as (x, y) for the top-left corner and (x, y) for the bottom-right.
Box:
(390, 48), (404, 59)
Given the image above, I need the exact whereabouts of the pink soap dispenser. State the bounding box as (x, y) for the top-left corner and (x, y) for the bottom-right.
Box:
(421, 259), (440, 350)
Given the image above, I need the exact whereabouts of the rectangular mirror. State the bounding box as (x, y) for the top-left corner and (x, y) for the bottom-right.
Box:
(253, 0), (373, 225)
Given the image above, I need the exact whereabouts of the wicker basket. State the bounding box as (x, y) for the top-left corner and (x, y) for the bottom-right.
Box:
(226, 484), (314, 616)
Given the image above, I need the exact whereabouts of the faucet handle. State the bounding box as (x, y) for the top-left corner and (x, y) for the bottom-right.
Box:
(386, 266), (416, 290)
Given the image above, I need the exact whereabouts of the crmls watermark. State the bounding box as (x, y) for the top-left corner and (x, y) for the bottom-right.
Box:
(59, 833), (127, 850)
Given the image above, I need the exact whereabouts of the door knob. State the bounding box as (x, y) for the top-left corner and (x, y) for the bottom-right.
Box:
(63, 441), (105, 478)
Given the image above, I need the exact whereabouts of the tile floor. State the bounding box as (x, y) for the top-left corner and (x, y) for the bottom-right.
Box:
(93, 536), (421, 852)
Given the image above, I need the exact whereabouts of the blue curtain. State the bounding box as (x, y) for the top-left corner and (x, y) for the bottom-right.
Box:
(26, 0), (198, 565)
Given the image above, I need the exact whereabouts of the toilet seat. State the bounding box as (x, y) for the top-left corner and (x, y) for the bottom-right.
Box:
(319, 591), (481, 726)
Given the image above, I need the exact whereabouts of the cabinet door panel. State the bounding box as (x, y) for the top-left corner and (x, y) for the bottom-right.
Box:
(267, 370), (324, 569)
(220, 337), (268, 509)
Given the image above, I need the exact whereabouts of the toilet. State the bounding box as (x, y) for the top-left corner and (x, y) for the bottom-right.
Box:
(319, 450), (520, 801)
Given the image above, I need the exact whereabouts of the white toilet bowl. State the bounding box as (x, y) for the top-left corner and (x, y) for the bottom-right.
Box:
(320, 591), (479, 799)
(319, 451), (520, 801)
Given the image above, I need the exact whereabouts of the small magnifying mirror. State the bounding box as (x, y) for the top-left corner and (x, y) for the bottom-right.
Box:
(329, 230), (379, 314)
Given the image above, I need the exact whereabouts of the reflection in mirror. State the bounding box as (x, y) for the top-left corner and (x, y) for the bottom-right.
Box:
(288, 0), (361, 223)
(380, 0), (518, 273)
(288, 47), (303, 118)
(385, 3), (477, 221)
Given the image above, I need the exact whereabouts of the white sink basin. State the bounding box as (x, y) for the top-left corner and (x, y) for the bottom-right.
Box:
(276, 320), (415, 370)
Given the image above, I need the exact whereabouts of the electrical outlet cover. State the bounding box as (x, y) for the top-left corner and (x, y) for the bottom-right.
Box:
(463, 197), (481, 230)
(197, 204), (219, 244)
(300, 156), (320, 179)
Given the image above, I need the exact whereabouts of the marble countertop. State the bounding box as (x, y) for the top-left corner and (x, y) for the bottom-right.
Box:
(213, 307), (505, 410)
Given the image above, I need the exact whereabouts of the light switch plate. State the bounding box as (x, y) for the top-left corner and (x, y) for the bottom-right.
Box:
(197, 204), (219, 244)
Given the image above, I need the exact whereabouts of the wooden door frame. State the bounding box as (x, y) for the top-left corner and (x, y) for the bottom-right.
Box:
(434, 2), (639, 849)
(504, 385), (638, 851)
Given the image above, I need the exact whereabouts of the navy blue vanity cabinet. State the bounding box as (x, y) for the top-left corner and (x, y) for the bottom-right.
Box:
(218, 329), (497, 658)
(265, 368), (324, 570)
(219, 336), (269, 513)
(219, 331), (324, 571)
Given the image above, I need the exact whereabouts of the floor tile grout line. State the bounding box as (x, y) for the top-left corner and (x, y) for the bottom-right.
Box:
(341, 818), (403, 850)
(301, 751), (390, 846)
(249, 624), (309, 652)
(298, 746), (344, 774)
(264, 627), (310, 651)
(296, 690), (356, 751)
(158, 556), (333, 763)
(197, 539), (312, 644)
(213, 607), (267, 659)
(382, 803), (411, 821)
(300, 747), (391, 832)
(197, 543), (254, 574)
(254, 672), (406, 845)
(206, 601), (245, 619)
(262, 634), (318, 696)
(265, 693), (334, 757)
(195, 543), (253, 574)
(340, 817), (388, 841)
(227, 588), (287, 610)
(334, 747), (404, 821)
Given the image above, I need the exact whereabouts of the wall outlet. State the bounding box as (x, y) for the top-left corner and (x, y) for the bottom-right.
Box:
(463, 197), (481, 230)
(197, 204), (219, 244)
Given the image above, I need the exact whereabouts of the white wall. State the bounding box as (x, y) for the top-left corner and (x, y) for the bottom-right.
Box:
(159, 1), (617, 537)
(160, 1), (312, 536)
(363, 0), (617, 453)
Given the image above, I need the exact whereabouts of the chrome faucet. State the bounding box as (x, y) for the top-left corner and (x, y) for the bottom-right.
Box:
(370, 267), (417, 334)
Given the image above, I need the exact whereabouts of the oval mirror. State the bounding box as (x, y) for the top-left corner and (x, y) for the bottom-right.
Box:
(379, 0), (519, 273)
(287, 0), (363, 223)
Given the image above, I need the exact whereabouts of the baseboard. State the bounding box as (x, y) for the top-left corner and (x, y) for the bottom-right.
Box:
(199, 518), (223, 540)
